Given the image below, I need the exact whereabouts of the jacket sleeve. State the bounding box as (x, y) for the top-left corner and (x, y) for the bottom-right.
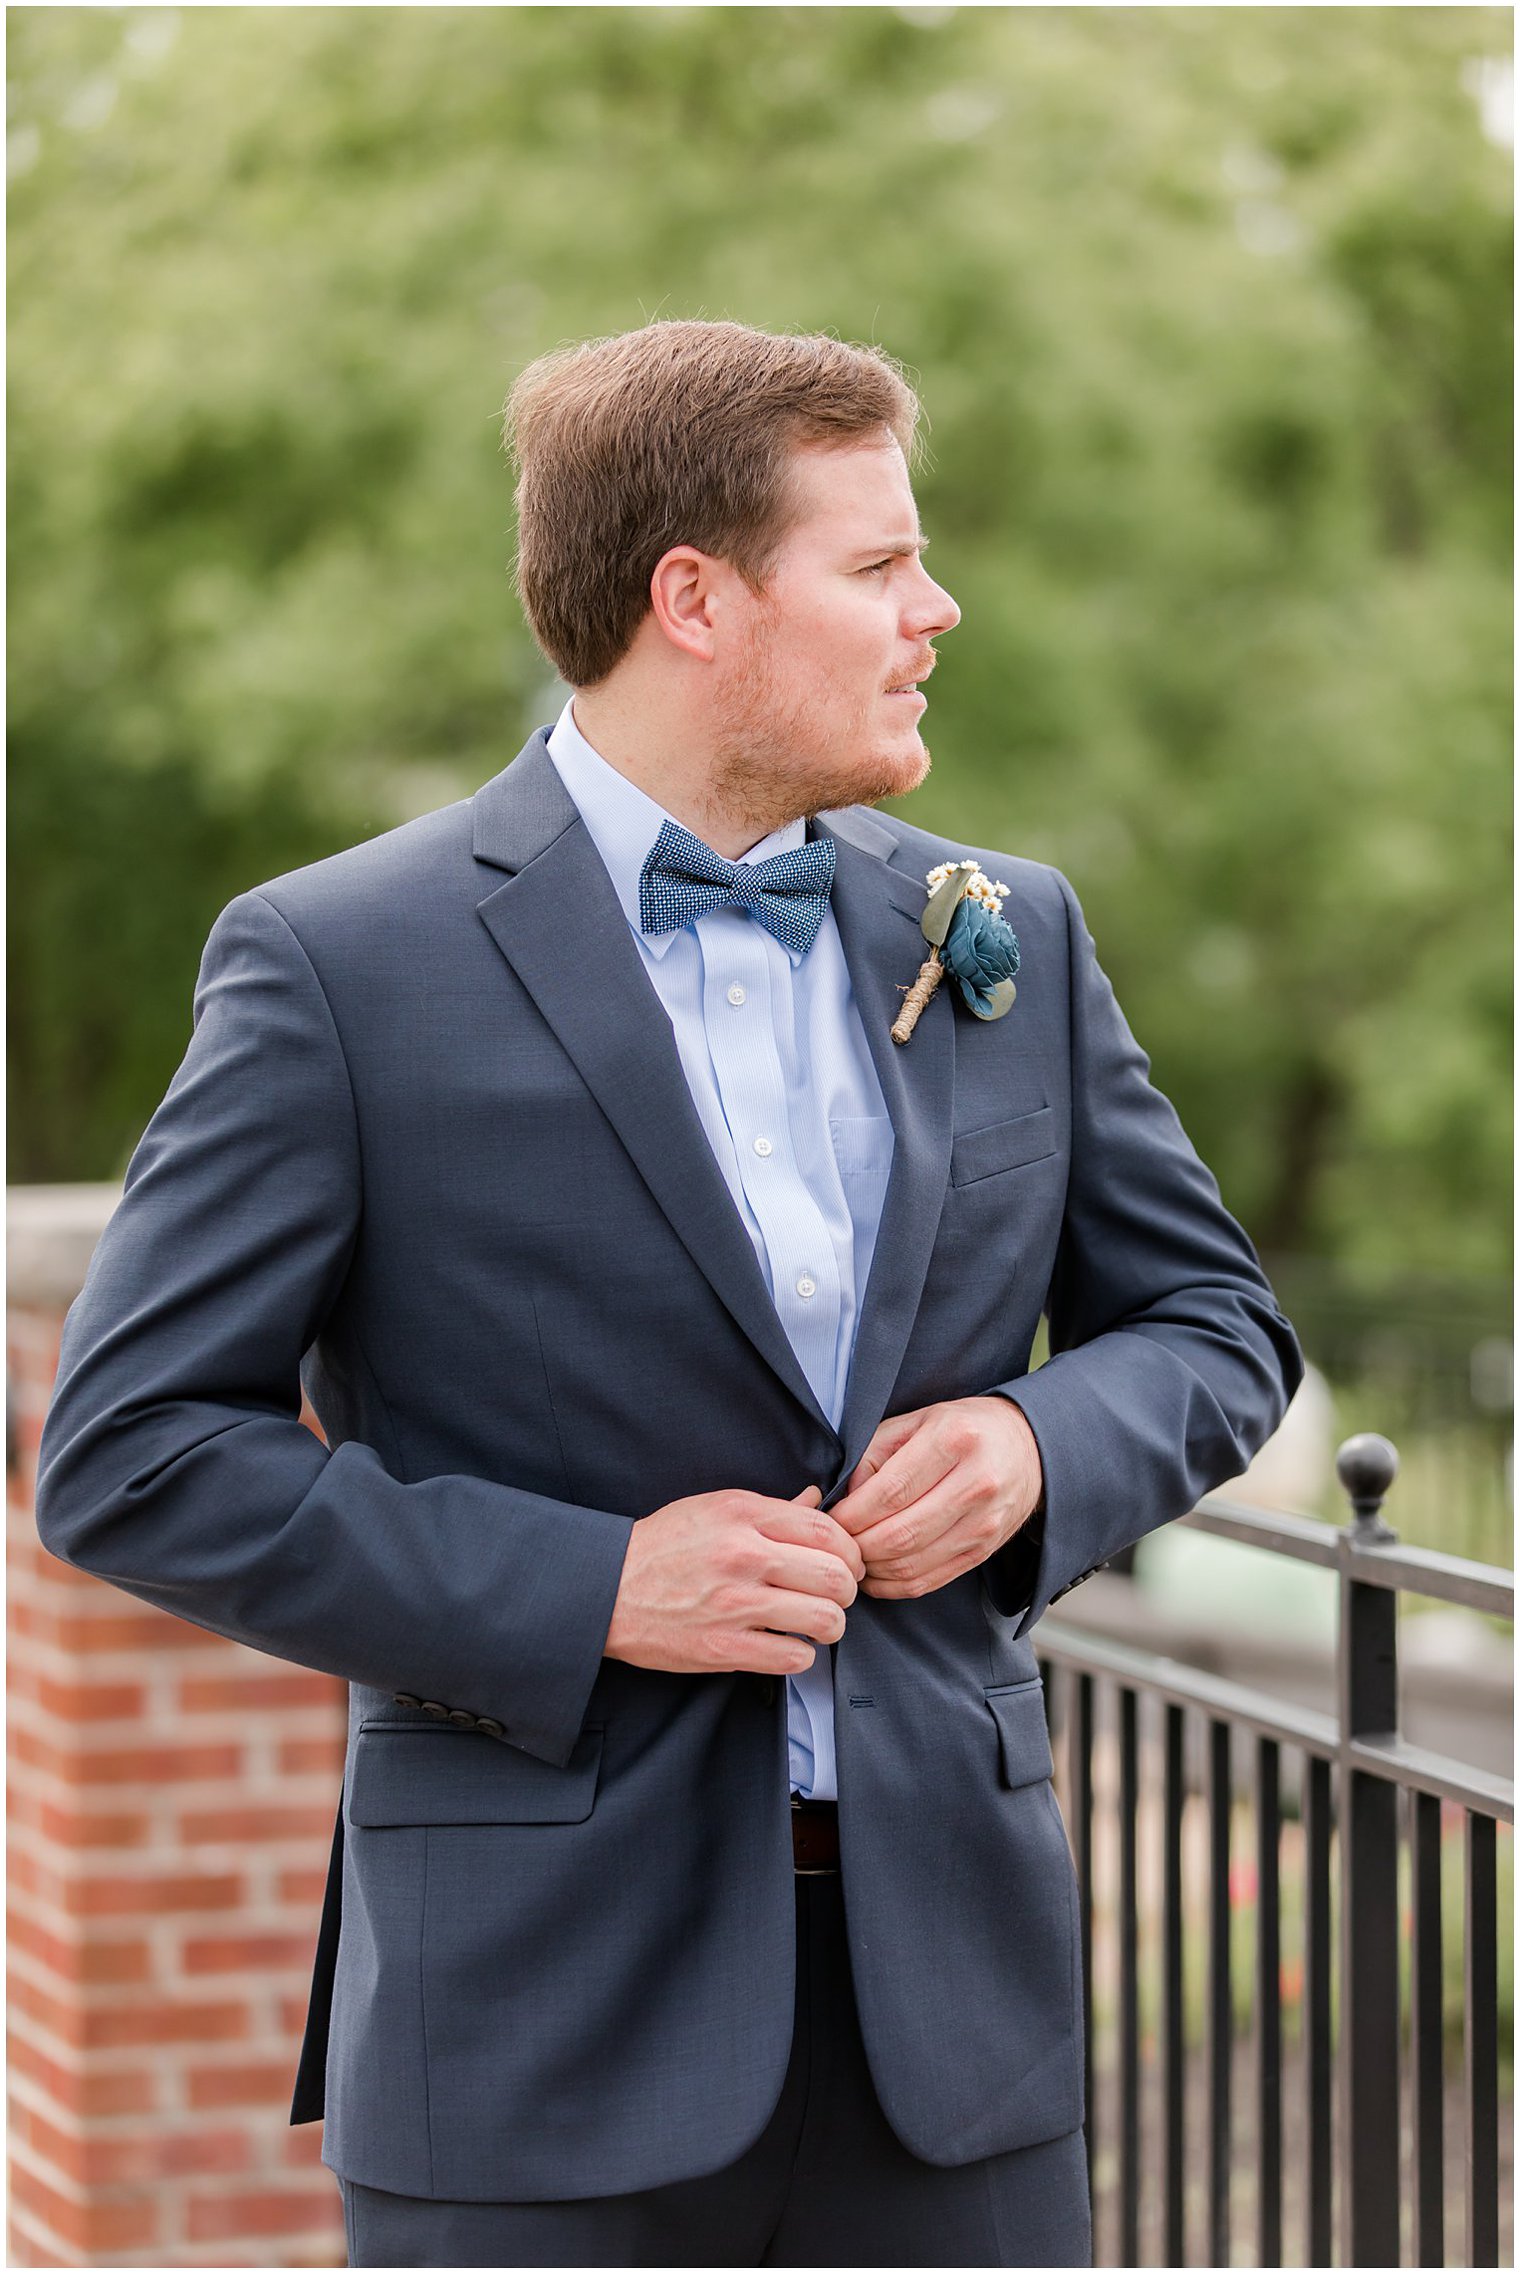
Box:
(983, 868), (1303, 1633)
(34, 889), (634, 1770)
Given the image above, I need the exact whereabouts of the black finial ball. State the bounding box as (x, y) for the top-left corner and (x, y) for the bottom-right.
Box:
(1335, 1433), (1400, 1541)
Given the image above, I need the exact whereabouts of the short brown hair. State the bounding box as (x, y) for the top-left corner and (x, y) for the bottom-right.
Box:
(503, 320), (920, 688)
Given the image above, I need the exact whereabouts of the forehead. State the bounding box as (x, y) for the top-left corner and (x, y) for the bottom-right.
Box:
(778, 437), (919, 548)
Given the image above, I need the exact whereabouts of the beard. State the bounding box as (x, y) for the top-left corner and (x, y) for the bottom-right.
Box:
(702, 621), (932, 843)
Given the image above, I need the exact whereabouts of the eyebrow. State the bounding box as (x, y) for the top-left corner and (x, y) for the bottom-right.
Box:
(857, 536), (929, 559)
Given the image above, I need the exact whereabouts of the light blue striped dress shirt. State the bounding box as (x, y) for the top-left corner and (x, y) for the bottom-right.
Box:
(546, 700), (894, 1798)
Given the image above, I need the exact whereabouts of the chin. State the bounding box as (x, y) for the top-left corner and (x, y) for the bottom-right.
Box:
(842, 739), (931, 809)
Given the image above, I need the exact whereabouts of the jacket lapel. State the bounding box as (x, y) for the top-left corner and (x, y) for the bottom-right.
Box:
(472, 732), (835, 1436)
(816, 811), (957, 1478)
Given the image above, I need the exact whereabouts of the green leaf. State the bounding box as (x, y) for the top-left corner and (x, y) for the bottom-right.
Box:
(965, 978), (1018, 1022)
(921, 866), (974, 947)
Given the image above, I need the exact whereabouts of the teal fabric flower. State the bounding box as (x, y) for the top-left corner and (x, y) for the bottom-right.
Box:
(941, 897), (1021, 1020)
(891, 859), (1022, 1044)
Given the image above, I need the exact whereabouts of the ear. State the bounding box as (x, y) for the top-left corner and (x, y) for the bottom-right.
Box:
(648, 545), (732, 665)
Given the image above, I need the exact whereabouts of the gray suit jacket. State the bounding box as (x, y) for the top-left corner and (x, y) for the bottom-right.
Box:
(36, 728), (1301, 2201)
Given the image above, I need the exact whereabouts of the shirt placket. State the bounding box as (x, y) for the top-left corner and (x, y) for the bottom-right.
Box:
(700, 918), (843, 1414)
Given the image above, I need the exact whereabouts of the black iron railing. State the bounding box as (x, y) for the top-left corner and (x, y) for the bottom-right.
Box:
(1036, 1435), (1513, 2269)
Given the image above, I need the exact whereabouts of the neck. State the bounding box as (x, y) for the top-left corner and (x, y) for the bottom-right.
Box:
(568, 684), (784, 861)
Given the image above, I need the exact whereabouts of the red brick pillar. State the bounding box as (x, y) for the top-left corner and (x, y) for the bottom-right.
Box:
(8, 1187), (348, 2267)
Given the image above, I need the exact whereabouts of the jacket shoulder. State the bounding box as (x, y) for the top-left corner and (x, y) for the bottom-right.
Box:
(202, 800), (484, 980)
(833, 804), (1074, 925)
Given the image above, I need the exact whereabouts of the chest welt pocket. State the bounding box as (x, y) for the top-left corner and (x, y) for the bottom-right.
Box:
(951, 1108), (1059, 1187)
(348, 1723), (604, 1826)
(985, 1679), (1055, 1788)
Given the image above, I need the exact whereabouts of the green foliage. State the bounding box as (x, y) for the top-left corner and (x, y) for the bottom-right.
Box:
(9, 7), (1511, 1269)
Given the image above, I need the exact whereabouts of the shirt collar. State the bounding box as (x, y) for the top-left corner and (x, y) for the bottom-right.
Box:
(543, 698), (808, 961)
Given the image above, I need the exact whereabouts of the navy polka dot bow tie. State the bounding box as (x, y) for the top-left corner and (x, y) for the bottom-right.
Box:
(638, 820), (838, 957)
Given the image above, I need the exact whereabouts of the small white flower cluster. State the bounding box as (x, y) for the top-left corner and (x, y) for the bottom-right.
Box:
(925, 859), (1011, 917)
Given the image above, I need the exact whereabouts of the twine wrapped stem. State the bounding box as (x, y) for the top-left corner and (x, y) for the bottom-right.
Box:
(891, 948), (945, 1044)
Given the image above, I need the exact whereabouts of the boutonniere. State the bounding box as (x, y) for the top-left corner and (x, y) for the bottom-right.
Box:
(890, 861), (1020, 1044)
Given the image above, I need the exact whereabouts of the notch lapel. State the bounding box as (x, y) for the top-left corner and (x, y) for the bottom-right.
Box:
(472, 733), (835, 1438)
(817, 812), (957, 1480)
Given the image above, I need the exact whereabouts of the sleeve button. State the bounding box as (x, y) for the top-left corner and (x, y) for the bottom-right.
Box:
(421, 1701), (449, 1719)
(476, 1718), (505, 1739)
(393, 1693), (421, 1709)
(448, 1709), (476, 1728)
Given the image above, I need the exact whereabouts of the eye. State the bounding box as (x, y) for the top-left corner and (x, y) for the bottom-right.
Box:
(859, 559), (891, 576)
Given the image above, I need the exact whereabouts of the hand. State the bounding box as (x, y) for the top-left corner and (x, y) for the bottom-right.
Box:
(838, 1396), (1044, 1599)
(604, 1484), (864, 1676)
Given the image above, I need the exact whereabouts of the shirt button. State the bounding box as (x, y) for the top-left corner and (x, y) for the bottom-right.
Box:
(727, 983), (746, 1006)
(796, 1274), (817, 1300)
(753, 1136), (773, 1158)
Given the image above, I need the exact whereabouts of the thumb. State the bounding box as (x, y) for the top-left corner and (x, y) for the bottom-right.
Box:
(791, 1484), (824, 1507)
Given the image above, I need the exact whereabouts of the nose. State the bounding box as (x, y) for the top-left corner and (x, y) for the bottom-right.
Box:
(906, 561), (960, 640)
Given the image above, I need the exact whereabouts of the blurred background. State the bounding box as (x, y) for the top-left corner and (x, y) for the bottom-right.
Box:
(8, 4), (1511, 1565)
(5, 13), (1512, 2265)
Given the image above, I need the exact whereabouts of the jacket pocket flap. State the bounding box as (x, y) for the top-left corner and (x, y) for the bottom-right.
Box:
(985, 1681), (1054, 1789)
(951, 1108), (1058, 1186)
(348, 1723), (604, 1827)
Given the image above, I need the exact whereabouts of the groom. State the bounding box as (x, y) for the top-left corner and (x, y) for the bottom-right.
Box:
(37, 320), (1301, 2267)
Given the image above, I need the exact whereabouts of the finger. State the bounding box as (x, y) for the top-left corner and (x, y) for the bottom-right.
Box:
(757, 1543), (858, 1606)
(843, 1408), (926, 1498)
(790, 1484), (824, 1507)
(753, 1501), (865, 1582)
(852, 1482), (966, 1574)
(861, 1544), (982, 1600)
(724, 1630), (817, 1676)
(754, 1589), (849, 1647)
(838, 1422), (959, 1538)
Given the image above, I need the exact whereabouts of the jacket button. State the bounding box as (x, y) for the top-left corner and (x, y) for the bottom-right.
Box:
(476, 1718), (505, 1739)
(421, 1701), (449, 1719)
(393, 1693), (421, 1709)
(448, 1709), (476, 1728)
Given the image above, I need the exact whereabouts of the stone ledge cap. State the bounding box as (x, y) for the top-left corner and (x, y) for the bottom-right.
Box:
(8, 1184), (123, 1309)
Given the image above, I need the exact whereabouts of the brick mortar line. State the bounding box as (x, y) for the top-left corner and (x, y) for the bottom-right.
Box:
(8, 1767), (343, 1807)
(9, 1822), (338, 1860)
(8, 2133), (333, 2194)
(7, 2073), (304, 2119)
(6, 1691), (342, 1737)
(6, 2208), (86, 2269)
(3, 1628), (275, 1677)
(8, 1940), (314, 2004)
(8, 2082), (302, 2146)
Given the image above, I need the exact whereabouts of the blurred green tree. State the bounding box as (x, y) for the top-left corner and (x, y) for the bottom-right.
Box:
(8, 7), (1510, 1281)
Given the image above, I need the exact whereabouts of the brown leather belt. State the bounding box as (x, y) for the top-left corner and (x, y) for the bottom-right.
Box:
(790, 1796), (840, 1874)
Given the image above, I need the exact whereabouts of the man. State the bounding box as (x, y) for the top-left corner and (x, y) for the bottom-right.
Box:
(37, 320), (1301, 2267)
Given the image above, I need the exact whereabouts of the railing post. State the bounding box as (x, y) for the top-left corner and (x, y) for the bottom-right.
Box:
(1335, 1432), (1403, 2269)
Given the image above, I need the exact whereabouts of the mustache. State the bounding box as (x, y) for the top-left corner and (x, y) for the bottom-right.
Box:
(888, 651), (939, 691)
